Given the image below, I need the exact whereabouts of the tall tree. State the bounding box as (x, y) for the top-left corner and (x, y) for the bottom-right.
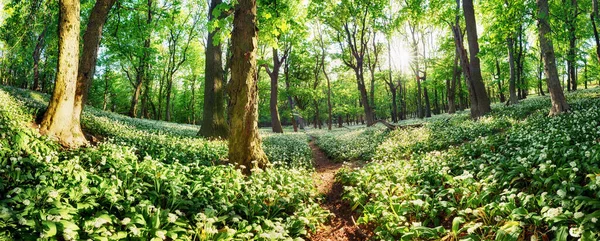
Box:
(73, 0), (117, 133)
(462, 0), (491, 118)
(40, 0), (87, 147)
(199, 0), (229, 139)
(592, 0), (600, 62)
(228, 0), (268, 174)
(537, 0), (569, 115)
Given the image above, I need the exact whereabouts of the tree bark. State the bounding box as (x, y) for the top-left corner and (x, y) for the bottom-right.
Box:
(462, 0), (492, 118)
(266, 48), (286, 133)
(495, 58), (506, 103)
(507, 37), (518, 105)
(567, 0), (578, 91)
(537, 0), (569, 115)
(423, 85), (431, 117)
(227, 0), (268, 174)
(73, 0), (116, 125)
(284, 56), (298, 132)
(199, 0), (229, 138)
(40, 0), (87, 148)
(592, 0), (600, 62)
(129, 0), (153, 118)
(32, 26), (49, 92)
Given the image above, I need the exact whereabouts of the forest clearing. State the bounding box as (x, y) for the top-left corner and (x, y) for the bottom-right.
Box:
(1, 0), (600, 240)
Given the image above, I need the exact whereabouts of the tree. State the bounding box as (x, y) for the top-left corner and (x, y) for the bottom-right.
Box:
(462, 0), (491, 118)
(537, 0), (569, 115)
(593, 0), (600, 62)
(199, 0), (229, 139)
(73, 0), (117, 135)
(40, 0), (87, 148)
(228, 0), (269, 174)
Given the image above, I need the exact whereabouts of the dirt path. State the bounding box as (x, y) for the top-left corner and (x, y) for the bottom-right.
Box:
(308, 140), (369, 241)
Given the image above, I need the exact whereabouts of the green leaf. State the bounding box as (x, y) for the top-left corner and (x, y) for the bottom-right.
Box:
(42, 221), (57, 237)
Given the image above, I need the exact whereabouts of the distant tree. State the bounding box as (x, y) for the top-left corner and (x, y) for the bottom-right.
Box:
(228, 0), (269, 174)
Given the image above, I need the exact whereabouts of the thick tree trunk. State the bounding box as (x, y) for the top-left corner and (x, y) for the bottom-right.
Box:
(129, 0), (152, 118)
(507, 37), (518, 105)
(199, 0), (229, 138)
(462, 0), (492, 118)
(73, 0), (116, 126)
(537, 0), (569, 115)
(40, 0), (87, 148)
(228, 0), (268, 174)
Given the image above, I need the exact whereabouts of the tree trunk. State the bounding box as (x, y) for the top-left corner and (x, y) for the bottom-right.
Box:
(567, 0), (578, 91)
(507, 36), (519, 105)
(424, 86), (431, 117)
(448, 52), (458, 114)
(227, 0), (268, 174)
(265, 47), (285, 133)
(495, 58), (506, 103)
(129, 0), (152, 118)
(40, 0), (87, 148)
(72, 0), (116, 126)
(103, 72), (109, 111)
(592, 0), (600, 62)
(32, 26), (49, 92)
(462, 0), (492, 118)
(199, 0), (229, 138)
(537, 0), (569, 115)
(284, 57), (298, 132)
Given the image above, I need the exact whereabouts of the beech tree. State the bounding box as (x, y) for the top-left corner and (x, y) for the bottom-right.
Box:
(228, 0), (269, 173)
(40, 0), (86, 147)
(199, 0), (229, 139)
(536, 0), (569, 115)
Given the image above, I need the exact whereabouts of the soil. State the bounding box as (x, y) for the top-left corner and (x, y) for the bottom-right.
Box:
(308, 140), (371, 241)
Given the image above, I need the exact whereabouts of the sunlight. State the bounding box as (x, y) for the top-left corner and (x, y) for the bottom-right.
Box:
(388, 37), (412, 73)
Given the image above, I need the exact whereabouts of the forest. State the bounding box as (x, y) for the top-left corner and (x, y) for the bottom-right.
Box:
(1, 0), (600, 240)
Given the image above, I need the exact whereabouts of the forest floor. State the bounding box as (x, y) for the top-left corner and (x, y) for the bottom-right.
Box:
(308, 140), (371, 241)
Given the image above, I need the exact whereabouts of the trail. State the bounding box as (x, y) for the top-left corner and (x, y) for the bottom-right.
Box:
(308, 140), (369, 241)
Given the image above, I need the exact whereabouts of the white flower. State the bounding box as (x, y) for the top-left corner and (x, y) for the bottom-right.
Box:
(18, 217), (27, 225)
(130, 226), (141, 236)
(411, 222), (422, 227)
(574, 212), (584, 219)
(411, 199), (425, 207)
(557, 189), (566, 198)
(585, 151), (591, 158)
(121, 218), (131, 225)
(569, 227), (582, 237)
(592, 217), (598, 223)
(167, 213), (178, 223)
(570, 161), (577, 167)
(464, 208), (473, 214)
(22, 199), (30, 206)
(48, 190), (59, 199)
(467, 222), (483, 234)
(94, 217), (109, 228)
(543, 207), (563, 219)
(156, 230), (167, 240)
